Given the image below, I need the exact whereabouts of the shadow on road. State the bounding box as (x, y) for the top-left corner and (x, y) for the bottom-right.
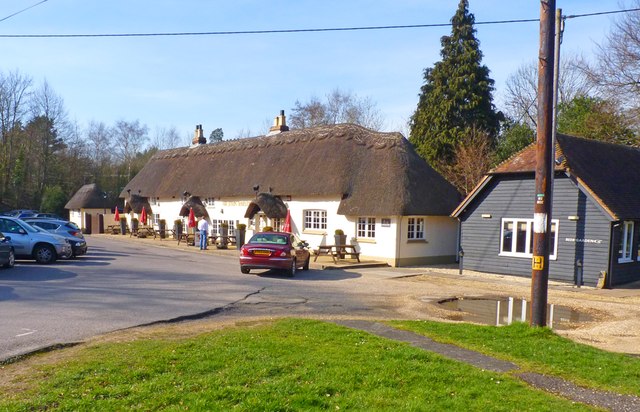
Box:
(251, 269), (361, 281)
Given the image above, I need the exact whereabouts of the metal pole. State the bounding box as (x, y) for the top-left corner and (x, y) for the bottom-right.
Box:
(531, 0), (556, 327)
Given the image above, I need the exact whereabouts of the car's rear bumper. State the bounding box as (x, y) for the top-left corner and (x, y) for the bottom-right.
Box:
(239, 256), (292, 271)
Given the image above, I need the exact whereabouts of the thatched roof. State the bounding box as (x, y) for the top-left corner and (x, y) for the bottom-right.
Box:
(179, 196), (209, 219)
(65, 183), (109, 210)
(454, 134), (640, 220)
(244, 193), (288, 219)
(124, 194), (153, 215)
(121, 124), (461, 216)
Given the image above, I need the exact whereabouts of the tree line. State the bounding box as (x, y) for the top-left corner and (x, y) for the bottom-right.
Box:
(2, 0), (638, 214)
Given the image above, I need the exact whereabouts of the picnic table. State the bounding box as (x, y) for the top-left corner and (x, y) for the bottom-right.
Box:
(130, 226), (155, 238)
(313, 245), (360, 263)
(209, 235), (237, 248)
(106, 224), (120, 234)
(153, 228), (175, 240)
(177, 233), (196, 246)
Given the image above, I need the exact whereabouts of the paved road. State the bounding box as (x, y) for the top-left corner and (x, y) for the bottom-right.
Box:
(0, 235), (416, 362)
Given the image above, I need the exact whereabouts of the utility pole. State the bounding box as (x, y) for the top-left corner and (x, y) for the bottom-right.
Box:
(530, 0), (556, 327)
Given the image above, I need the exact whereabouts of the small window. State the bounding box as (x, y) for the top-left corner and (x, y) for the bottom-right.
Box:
(303, 210), (327, 230)
(357, 217), (376, 239)
(619, 221), (634, 263)
(271, 218), (283, 232)
(407, 217), (425, 240)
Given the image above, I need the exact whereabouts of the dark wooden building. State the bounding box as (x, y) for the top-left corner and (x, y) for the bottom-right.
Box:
(452, 134), (640, 288)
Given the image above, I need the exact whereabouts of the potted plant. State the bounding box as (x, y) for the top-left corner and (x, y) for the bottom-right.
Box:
(334, 229), (347, 258)
(119, 217), (128, 235)
(235, 223), (247, 248)
(174, 219), (183, 239)
(218, 222), (229, 249)
(334, 229), (347, 246)
(159, 219), (166, 238)
(131, 217), (139, 233)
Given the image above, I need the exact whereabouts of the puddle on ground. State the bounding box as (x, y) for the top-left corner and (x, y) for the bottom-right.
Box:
(436, 297), (592, 330)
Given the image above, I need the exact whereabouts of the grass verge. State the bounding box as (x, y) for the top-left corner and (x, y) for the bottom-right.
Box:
(0, 319), (597, 411)
(390, 320), (640, 396)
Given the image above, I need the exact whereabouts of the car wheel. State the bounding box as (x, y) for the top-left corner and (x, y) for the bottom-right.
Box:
(287, 259), (296, 277)
(302, 256), (310, 271)
(3, 248), (15, 268)
(34, 244), (57, 264)
(240, 267), (250, 274)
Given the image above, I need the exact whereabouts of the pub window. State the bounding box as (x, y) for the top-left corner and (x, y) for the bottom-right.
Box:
(357, 217), (376, 239)
(303, 210), (327, 230)
(272, 217), (283, 232)
(407, 217), (425, 240)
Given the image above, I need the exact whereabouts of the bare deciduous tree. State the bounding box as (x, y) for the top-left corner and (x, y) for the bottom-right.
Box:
(502, 53), (592, 129)
(581, 3), (640, 123)
(151, 126), (182, 150)
(289, 88), (384, 131)
(437, 129), (494, 195)
(111, 119), (149, 180)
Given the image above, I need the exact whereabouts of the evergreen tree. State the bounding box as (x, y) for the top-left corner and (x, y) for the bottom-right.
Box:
(409, 0), (501, 167)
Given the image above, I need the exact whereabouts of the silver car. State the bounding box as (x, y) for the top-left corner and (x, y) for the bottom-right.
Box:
(0, 216), (72, 264)
(23, 218), (87, 257)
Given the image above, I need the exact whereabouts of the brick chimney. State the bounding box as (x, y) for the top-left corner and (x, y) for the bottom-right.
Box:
(192, 124), (206, 145)
(267, 110), (289, 136)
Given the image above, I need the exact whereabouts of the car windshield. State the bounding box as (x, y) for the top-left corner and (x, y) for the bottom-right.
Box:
(248, 234), (289, 245)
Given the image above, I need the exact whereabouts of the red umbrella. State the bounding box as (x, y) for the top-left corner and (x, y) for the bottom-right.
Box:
(282, 209), (291, 233)
(188, 207), (196, 228)
(140, 206), (147, 225)
(114, 208), (120, 222)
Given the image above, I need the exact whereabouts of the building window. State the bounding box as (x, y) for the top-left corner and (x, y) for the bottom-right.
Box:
(407, 217), (425, 240)
(303, 210), (327, 230)
(211, 219), (219, 235)
(205, 197), (215, 206)
(357, 217), (376, 239)
(153, 213), (160, 226)
(150, 197), (159, 206)
(271, 218), (283, 232)
(500, 218), (558, 259)
(619, 221), (634, 263)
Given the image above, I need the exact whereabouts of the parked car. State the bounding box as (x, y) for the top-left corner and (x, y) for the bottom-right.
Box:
(23, 218), (87, 257)
(0, 232), (15, 269)
(239, 231), (310, 276)
(0, 216), (72, 264)
(3, 209), (37, 218)
(31, 212), (68, 220)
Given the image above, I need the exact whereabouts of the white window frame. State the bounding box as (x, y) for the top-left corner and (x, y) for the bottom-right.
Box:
(303, 210), (327, 230)
(153, 213), (160, 226)
(619, 221), (634, 263)
(271, 217), (283, 232)
(205, 197), (215, 206)
(150, 197), (160, 206)
(357, 217), (376, 239)
(499, 218), (559, 260)
(211, 219), (220, 235)
(407, 217), (425, 240)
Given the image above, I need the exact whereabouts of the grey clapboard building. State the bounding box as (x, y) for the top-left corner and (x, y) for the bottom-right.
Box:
(452, 134), (640, 288)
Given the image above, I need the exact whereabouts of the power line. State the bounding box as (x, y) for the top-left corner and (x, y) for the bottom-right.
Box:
(0, 0), (48, 24)
(0, 6), (638, 39)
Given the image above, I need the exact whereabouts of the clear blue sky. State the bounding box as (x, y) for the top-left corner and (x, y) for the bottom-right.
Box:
(0, 0), (619, 143)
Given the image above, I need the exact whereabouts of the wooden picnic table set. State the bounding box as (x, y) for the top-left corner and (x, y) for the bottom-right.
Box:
(313, 244), (360, 263)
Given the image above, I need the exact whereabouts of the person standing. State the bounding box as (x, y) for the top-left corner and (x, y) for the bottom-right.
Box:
(197, 216), (209, 250)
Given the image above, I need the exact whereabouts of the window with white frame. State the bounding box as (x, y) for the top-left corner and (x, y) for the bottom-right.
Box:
(150, 197), (159, 206)
(153, 213), (160, 226)
(357, 217), (376, 239)
(500, 218), (558, 259)
(211, 219), (220, 235)
(407, 217), (425, 240)
(226, 220), (236, 232)
(619, 221), (634, 263)
(303, 210), (327, 230)
(204, 197), (215, 206)
(272, 217), (283, 232)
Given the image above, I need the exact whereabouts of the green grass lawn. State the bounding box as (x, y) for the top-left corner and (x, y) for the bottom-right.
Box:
(0, 319), (606, 411)
(390, 320), (640, 397)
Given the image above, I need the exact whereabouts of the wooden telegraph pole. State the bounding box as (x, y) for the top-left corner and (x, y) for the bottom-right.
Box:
(530, 0), (556, 327)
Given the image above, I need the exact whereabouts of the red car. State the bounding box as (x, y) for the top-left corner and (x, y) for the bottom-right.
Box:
(239, 231), (310, 276)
